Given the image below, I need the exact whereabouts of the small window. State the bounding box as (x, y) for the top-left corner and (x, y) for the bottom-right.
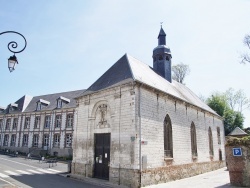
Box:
(65, 134), (72, 147)
(208, 127), (214, 156)
(24, 117), (30, 129)
(57, 99), (62, 108)
(54, 134), (60, 147)
(166, 56), (169, 61)
(33, 135), (39, 147)
(164, 114), (173, 158)
(219, 149), (222, 161)
(55, 115), (62, 128)
(66, 114), (73, 127)
(159, 55), (163, 60)
(36, 102), (41, 111)
(34, 116), (40, 129)
(44, 115), (51, 128)
(5, 119), (11, 130)
(217, 127), (221, 145)
(23, 134), (28, 147)
(4, 134), (9, 146)
(13, 118), (18, 129)
(11, 134), (16, 146)
(191, 122), (198, 157)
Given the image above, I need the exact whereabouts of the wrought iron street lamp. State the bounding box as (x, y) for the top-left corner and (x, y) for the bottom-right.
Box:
(0, 31), (27, 72)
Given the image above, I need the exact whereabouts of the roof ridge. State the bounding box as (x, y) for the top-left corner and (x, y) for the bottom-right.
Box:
(125, 53), (136, 81)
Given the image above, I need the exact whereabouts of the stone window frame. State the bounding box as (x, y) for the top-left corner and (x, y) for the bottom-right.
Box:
(191, 122), (198, 157)
(66, 114), (73, 128)
(24, 117), (30, 129)
(65, 134), (72, 148)
(34, 116), (41, 129)
(12, 118), (18, 129)
(5, 118), (11, 130)
(23, 134), (29, 147)
(55, 114), (62, 128)
(53, 134), (60, 148)
(11, 134), (16, 146)
(208, 127), (214, 156)
(217, 127), (221, 145)
(164, 114), (173, 159)
(4, 134), (9, 146)
(44, 115), (51, 129)
(33, 134), (39, 147)
(43, 134), (49, 147)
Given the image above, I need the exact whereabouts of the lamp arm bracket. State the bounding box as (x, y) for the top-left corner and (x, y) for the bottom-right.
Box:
(0, 31), (27, 54)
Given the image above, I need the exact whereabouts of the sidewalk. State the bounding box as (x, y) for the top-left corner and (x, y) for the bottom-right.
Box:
(143, 167), (244, 188)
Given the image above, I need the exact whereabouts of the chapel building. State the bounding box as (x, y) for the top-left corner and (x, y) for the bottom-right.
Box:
(71, 27), (225, 187)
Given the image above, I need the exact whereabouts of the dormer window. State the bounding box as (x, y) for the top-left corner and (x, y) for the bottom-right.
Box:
(36, 102), (42, 111)
(56, 96), (70, 109)
(36, 99), (50, 111)
(0, 106), (5, 113)
(8, 103), (18, 113)
(57, 99), (62, 108)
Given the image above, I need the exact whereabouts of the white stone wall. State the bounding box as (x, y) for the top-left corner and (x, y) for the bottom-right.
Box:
(136, 85), (225, 169)
(73, 83), (137, 173)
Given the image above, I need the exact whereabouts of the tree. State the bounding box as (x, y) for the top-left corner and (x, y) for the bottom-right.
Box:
(172, 63), (190, 84)
(206, 93), (228, 116)
(223, 109), (244, 135)
(241, 34), (250, 64)
(206, 90), (246, 135)
(225, 88), (250, 112)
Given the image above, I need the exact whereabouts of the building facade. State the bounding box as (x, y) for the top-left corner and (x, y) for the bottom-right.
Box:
(71, 27), (226, 187)
(0, 90), (84, 157)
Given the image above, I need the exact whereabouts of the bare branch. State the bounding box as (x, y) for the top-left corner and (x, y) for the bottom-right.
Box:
(172, 63), (190, 84)
(241, 34), (250, 63)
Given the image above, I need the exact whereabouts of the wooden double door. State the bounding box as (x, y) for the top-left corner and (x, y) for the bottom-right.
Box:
(94, 133), (110, 180)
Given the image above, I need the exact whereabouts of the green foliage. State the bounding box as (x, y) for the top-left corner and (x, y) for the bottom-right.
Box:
(206, 91), (245, 135)
(207, 94), (228, 116)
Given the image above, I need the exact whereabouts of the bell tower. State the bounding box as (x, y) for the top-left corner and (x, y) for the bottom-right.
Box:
(153, 26), (172, 82)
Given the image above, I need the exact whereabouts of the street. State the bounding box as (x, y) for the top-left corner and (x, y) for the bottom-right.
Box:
(0, 154), (104, 188)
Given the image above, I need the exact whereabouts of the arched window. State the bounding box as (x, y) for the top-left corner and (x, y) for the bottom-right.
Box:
(208, 127), (214, 156)
(217, 127), (221, 144)
(164, 114), (173, 158)
(191, 122), (197, 157)
(166, 56), (169, 61)
(159, 55), (163, 60)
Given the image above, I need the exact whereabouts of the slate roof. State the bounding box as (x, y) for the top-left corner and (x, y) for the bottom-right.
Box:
(24, 90), (85, 112)
(80, 54), (219, 116)
(228, 127), (248, 136)
(0, 95), (33, 114)
(1, 90), (85, 114)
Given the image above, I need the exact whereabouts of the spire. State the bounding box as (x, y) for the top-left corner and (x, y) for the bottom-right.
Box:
(153, 25), (172, 82)
(158, 24), (166, 45)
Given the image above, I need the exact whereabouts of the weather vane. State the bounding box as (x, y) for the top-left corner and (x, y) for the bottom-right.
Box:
(160, 22), (163, 27)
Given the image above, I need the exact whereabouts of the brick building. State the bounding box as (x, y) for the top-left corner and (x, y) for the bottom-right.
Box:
(0, 90), (84, 157)
(72, 27), (225, 187)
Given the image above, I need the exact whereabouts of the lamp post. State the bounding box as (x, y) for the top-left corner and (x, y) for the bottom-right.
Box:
(0, 31), (27, 72)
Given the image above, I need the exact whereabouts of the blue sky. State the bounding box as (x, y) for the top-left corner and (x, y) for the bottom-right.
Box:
(1, 0), (250, 127)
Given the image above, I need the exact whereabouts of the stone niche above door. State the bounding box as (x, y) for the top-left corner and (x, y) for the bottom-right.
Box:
(90, 101), (112, 129)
